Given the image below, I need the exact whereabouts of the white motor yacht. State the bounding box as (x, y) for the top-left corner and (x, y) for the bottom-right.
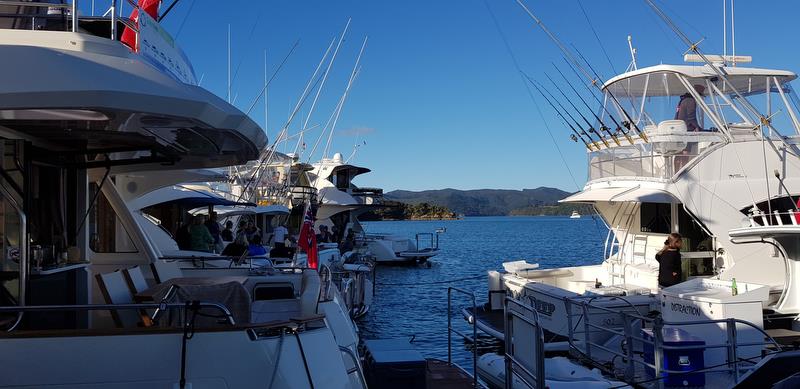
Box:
(311, 152), (441, 264)
(0, 3), (367, 387)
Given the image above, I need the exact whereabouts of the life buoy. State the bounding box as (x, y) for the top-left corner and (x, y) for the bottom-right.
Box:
(120, 0), (160, 52)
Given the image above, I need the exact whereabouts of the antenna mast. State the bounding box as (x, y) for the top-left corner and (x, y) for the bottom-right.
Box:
(264, 49), (269, 134)
(227, 24), (231, 103)
(627, 35), (637, 71)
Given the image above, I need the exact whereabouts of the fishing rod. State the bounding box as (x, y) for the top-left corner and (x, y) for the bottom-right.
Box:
(524, 73), (601, 148)
(514, 0), (649, 142)
(554, 63), (632, 145)
(571, 45), (649, 142)
(529, 80), (595, 150)
(544, 73), (610, 147)
(561, 57), (634, 144)
(551, 65), (620, 146)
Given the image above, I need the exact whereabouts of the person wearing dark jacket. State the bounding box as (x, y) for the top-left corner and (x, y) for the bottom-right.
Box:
(655, 232), (683, 287)
(675, 84), (705, 131)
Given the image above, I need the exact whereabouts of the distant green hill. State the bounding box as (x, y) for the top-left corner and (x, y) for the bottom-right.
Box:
(384, 187), (588, 216)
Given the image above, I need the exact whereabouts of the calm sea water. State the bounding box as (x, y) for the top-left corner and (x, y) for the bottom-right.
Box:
(358, 216), (608, 372)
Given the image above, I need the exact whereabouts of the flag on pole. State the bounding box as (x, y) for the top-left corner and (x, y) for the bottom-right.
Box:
(298, 207), (318, 269)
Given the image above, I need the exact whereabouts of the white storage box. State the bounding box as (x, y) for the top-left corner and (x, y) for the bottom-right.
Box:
(660, 278), (769, 367)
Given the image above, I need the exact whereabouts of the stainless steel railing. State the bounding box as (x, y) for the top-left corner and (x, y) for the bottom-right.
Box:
(447, 286), (478, 388)
(562, 295), (781, 384)
(504, 297), (546, 389)
(339, 345), (368, 389)
(0, 300), (236, 330)
(0, 0), (141, 44)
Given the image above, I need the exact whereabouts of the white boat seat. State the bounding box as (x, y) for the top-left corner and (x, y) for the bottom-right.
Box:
(96, 270), (142, 328)
(122, 265), (150, 295)
(513, 268), (574, 279)
(150, 260), (183, 284)
(300, 269), (321, 317)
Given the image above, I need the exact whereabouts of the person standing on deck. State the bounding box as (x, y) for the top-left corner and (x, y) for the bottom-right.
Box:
(189, 216), (214, 252)
(656, 233), (683, 287)
(675, 84), (705, 131)
(205, 212), (223, 253)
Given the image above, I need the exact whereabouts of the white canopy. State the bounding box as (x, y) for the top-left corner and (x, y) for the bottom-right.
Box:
(603, 64), (797, 97)
(561, 186), (676, 204)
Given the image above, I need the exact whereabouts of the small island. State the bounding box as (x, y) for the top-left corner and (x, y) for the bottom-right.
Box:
(361, 201), (458, 221)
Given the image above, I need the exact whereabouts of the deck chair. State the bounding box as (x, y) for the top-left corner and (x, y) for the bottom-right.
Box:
(150, 260), (183, 284)
(122, 266), (150, 295)
(95, 270), (142, 328)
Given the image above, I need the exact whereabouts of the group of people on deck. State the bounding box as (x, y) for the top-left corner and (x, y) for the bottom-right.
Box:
(175, 212), (294, 257)
(315, 224), (357, 254)
(175, 212), (359, 258)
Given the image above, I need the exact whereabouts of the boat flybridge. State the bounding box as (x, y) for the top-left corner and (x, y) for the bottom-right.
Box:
(467, 56), (800, 387)
(0, 2), (368, 388)
(311, 152), (441, 264)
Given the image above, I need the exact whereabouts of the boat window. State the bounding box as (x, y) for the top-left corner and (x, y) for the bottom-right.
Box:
(640, 203), (670, 234)
(88, 183), (138, 253)
(335, 170), (350, 191)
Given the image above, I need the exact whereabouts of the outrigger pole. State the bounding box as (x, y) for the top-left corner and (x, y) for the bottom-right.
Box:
(514, 0), (649, 143)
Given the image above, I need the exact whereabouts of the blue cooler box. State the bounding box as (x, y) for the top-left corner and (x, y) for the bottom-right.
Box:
(642, 328), (706, 387)
(363, 339), (427, 389)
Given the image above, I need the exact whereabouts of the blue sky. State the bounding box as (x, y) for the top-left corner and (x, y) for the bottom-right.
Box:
(116, 1), (800, 191)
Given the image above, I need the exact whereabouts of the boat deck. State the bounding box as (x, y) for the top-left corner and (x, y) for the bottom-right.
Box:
(426, 359), (482, 388)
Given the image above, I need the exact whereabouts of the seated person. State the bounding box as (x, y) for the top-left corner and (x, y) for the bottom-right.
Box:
(248, 235), (268, 256)
(316, 225), (332, 243)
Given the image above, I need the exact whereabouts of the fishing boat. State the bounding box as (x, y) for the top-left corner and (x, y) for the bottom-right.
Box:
(463, 1), (800, 387)
(569, 211), (581, 219)
(0, 2), (370, 387)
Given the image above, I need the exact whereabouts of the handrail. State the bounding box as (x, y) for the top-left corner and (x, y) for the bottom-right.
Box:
(339, 345), (368, 389)
(0, 301), (236, 328)
(563, 296), (782, 383)
(0, 0), (142, 43)
(504, 298), (545, 389)
(447, 286), (478, 388)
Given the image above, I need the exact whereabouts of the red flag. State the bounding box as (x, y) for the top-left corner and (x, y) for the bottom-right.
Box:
(121, 0), (160, 52)
(298, 208), (318, 269)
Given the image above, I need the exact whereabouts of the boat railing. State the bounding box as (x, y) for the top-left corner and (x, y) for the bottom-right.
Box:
(745, 209), (800, 227)
(416, 232), (440, 251)
(339, 345), (368, 389)
(289, 185), (318, 205)
(0, 300), (237, 332)
(588, 132), (724, 181)
(503, 297), (546, 389)
(563, 296), (781, 384)
(319, 264), (334, 301)
(447, 286), (478, 388)
(0, 0), (141, 44)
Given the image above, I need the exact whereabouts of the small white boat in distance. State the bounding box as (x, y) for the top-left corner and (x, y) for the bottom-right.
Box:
(569, 210), (581, 219)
